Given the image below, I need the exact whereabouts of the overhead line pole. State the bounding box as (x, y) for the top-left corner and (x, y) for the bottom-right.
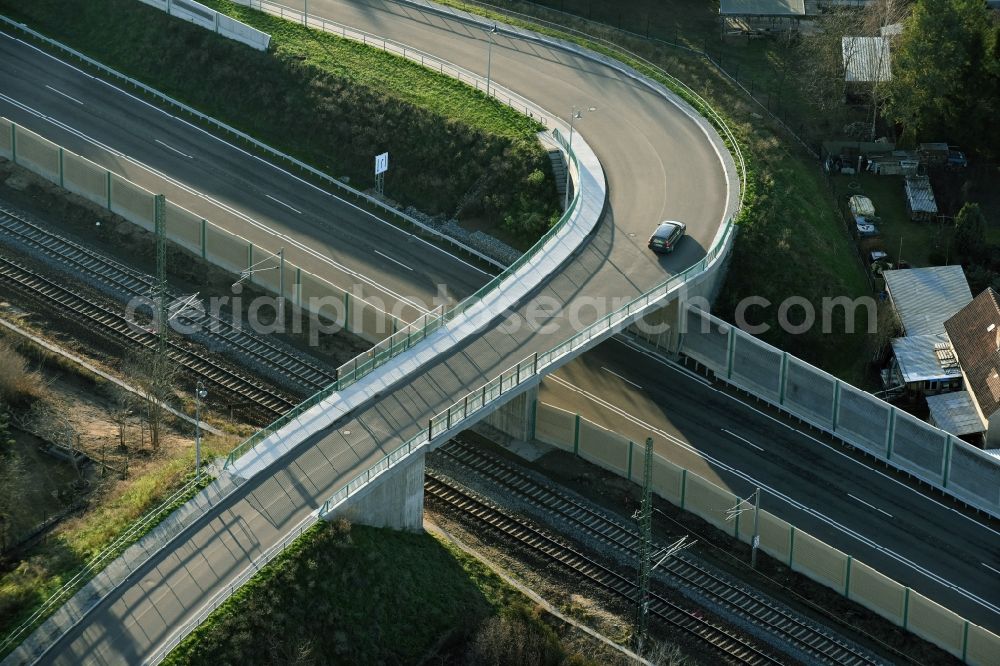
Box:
(153, 194), (168, 353)
(635, 436), (653, 654)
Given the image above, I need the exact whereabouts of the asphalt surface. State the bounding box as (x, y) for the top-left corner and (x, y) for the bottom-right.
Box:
(540, 336), (1000, 633)
(0, 31), (487, 322)
(6, 2), (737, 663)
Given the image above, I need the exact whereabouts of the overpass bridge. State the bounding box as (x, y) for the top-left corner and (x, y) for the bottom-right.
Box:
(1, 0), (996, 663)
(1, 0), (739, 660)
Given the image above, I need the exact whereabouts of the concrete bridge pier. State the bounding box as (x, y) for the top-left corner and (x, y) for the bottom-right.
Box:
(628, 297), (683, 355)
(627, 244), (735, 355)
(324, 449), (426, 532)
(481, 384), (538, 444)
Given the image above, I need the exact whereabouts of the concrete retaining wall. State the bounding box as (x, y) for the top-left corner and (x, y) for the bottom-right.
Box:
(682, 472), (737, 536)
(535, 402), (576, 451)
(11, 126), (60, 183)
(533, 397), (999, 663)
(138, 0), (271, 51)
(577, 419), (628, 476)
(966, 623), (1000, 666)
(63, 152), (109, 208)
(789, 530), (849, 593)
(905, 590), (968, 660)
(325, 450), (425, 531)
(0, 118), (12, 159)
(1, 117), (400, 347)
(847, 559), (906, 626)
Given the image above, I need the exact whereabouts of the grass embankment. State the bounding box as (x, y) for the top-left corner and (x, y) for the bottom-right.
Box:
(0, 332), (233, 644)
(431, 0), (873, 383)
(0, 435), (224, 644)
(0, 0), (561, 244)
(164, 521), (585, 665)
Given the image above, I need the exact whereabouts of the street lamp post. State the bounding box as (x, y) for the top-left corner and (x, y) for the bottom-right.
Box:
(486, 25), (498, 98)
(564, 107), (583, 210)
(195, 381), (207, 481)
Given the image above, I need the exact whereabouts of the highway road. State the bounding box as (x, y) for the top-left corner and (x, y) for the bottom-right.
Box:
(0, 31), (488, 321)
(4, 1), (997, 664)
(540, 335), (1000, 632)
(5, 1), (738, 663)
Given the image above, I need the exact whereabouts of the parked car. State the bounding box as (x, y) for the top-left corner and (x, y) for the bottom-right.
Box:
(856, 221), (879, 238)
(648, 221), (686, 254)
(947, 148), (968, 169)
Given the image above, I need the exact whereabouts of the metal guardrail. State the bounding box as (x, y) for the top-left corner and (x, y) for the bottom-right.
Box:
(0, 476), (203, 657)
(0, 9), (583, 472)
(426, 0), (814, 158)
(239, 0), (555, 127)
(318, 216), (737, 517)
(1, 4), (742, 658)
(223, 126), (582, 467)
(0, 14), (506, 270)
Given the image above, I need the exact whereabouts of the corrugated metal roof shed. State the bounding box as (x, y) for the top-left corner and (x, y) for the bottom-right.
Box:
(927, 391), (984, 436)
(720, 0), (805, 15)
(891, 334), (963, 383)
(905, 176), (938, 216)
(842, 37), (892, 82)
(849, 195), (875, 218)
(884, 266), (973, 337)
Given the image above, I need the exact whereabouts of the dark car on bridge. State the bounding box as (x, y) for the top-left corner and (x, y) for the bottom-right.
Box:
(648, 220), (686, 254)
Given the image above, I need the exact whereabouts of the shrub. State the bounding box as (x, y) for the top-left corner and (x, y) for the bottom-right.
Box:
(0, 341), (43, 406)
(465, 605), (564, 666)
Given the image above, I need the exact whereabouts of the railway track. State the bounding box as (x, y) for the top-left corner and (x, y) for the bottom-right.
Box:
(0, 203), (881, 663)
(0, 202), (336, 393)
(0, 253), (294, 422)
(425, 473), (783, 665)
(434, 439), (882, 666)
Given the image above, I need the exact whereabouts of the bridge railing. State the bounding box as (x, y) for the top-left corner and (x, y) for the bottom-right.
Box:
(0, 476), (203, 657)
(318, 216), (737, 517)
(224, 126), (581, 467)
(0, 15), (503, 270)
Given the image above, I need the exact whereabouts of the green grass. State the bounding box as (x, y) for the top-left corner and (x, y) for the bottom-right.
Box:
(431, 0), (872, 383)
(0, 436), (227, 651)
(0, 0), (561, 242)
(163, 521), (574, 665)
(830, 173), (954, 268)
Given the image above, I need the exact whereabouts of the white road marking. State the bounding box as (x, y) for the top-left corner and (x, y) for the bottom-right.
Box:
(0, 88), (435, 319)
(9, 32), (492, 277)
(265, 194), (302, 214)
(721, 428), (764, 452)
(154, 138), (193, 159)
(611, 335), (1000, 541)
(44, 84), (82, 105)
(543, 375), (1000, 616)
(848, 493), (893, 518)
(610, 336), (706, 386)
(982, 562), (1000, 576)
(373, 249), (413, 271)
(601, 366), (641, 389)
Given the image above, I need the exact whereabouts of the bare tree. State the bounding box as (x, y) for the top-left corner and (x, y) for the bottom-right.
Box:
(797, 0), (910, 136)
(123, 349), (179, 453)
(110, 385), (136, 451)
